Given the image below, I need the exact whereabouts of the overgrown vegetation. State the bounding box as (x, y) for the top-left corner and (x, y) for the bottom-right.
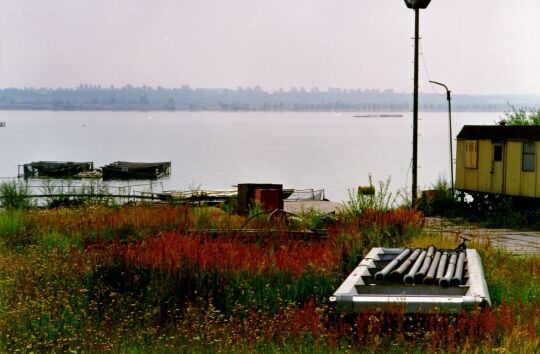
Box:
(40, 179), (112, 208)
(501, 105), (540, 125)
(419, 177), (540, 230)
(0, 181), (32, 210)
(417, 177), (457, 217)
(0, 186), (537, 352)
(343, 175), (398, 217)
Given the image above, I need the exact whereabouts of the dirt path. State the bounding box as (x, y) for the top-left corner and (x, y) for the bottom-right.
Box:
(423, 217), (540, 255)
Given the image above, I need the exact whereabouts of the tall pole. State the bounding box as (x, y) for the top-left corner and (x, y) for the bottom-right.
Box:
(412, 8), (420, 206)
(447, 90), (453, 195)
(429, 81), (454, 195)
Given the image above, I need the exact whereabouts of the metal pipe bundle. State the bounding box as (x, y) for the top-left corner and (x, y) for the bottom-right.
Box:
(414, 245), (435, 283)
(423, 250), (441, 285)
(404, 249), (427, 284)
(451, 251), (467, 286)
(435, 251), (448, 283)
(439, 252), (458, 288)
(390, 248), (421, 280)
(374, 247), (468, 288)
(374, 248), (411, 281)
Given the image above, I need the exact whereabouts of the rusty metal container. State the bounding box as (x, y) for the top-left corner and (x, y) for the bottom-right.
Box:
(238, 183), (283, 215)
(254, 189), (281, 211)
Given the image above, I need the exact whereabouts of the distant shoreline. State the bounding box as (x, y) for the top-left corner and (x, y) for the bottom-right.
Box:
(1, 86), (537, 113)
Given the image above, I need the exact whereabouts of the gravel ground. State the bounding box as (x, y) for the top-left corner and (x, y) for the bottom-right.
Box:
(423, 217), (540, 255)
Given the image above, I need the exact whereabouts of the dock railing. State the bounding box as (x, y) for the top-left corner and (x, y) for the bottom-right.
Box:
(0, 177), (165, 205)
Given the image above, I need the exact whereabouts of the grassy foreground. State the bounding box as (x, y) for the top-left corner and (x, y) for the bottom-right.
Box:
(0, 204), (538, 353)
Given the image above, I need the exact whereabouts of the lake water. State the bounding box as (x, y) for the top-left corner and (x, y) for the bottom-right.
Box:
(0, 110), (498, 201)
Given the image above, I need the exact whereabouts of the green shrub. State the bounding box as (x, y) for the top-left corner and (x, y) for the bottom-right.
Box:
(220, 196), (238, 213)
(417, 177), (457, 216)
(502, 105), (540, 125)
(342, 175), (396, 218)
(0, 181), (32, 210)
(298, 210), (327, 230)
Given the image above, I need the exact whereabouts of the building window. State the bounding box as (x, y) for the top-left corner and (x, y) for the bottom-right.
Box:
(523, 142), (535, 172)
(465, 140), (478, 169)
(493, 145), (503, 162)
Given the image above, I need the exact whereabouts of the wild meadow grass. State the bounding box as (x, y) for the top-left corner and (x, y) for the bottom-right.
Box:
(0, 203), (538, 352)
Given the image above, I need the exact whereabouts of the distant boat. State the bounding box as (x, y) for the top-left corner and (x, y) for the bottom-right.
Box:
(353, 114), (403, 118)
(0, 121), (5, 127)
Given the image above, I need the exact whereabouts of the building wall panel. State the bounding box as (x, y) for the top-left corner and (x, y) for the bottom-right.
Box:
(505, 142), (521, 196)
(536, 144), (540, 198)
(477, 140), (492, 193)
(455, 141), (465, 189)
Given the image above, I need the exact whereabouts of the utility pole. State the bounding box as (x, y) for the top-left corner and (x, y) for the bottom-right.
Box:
(412, 8), (420, 206)
(403, 0), (432, 206)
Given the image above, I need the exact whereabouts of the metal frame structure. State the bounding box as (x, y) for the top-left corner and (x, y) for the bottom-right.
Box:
(330, 247), (490, 313)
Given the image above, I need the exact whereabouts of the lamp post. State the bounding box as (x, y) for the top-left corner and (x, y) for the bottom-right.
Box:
(404, 0), (432, 206)
(429, 80), (454, 195)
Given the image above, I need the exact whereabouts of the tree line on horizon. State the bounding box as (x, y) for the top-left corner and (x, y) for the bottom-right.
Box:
(0, 85), (537, 112)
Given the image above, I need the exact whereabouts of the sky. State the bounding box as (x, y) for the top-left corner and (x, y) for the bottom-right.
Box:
(1, 0), (539, 95)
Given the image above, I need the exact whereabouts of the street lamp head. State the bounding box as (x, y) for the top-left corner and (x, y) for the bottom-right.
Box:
(404, 0), (432, 9)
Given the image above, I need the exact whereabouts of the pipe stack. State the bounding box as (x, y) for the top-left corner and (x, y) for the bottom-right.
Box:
(374, 246), (467, 287)
(414, 245), (435, 283)
(374, 248), (411, 281)
(390, 248), (421, 280)
(422, 249), (441, 285)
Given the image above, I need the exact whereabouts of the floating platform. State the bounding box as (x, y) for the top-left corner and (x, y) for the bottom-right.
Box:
(101, 161), (171, 180)
(21, 161), (94, 178)
(330, 247), (490, 313)
(156, 188), (296, 205)
(156, 189), (237, 204)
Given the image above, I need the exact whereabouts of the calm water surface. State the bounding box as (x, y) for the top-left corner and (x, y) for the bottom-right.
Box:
(0, 111), (498, 201)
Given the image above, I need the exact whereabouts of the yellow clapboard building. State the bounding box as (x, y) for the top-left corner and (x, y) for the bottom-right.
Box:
(456, 125), (540, 198)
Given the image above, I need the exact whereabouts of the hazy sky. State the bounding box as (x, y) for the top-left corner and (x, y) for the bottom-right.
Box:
(1, 0), (539, 95)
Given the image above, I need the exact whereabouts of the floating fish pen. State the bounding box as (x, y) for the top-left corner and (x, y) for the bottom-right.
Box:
(20, 161), (94, 178)
(330, 246), (490, 313)
(101, 161), (171, 180)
